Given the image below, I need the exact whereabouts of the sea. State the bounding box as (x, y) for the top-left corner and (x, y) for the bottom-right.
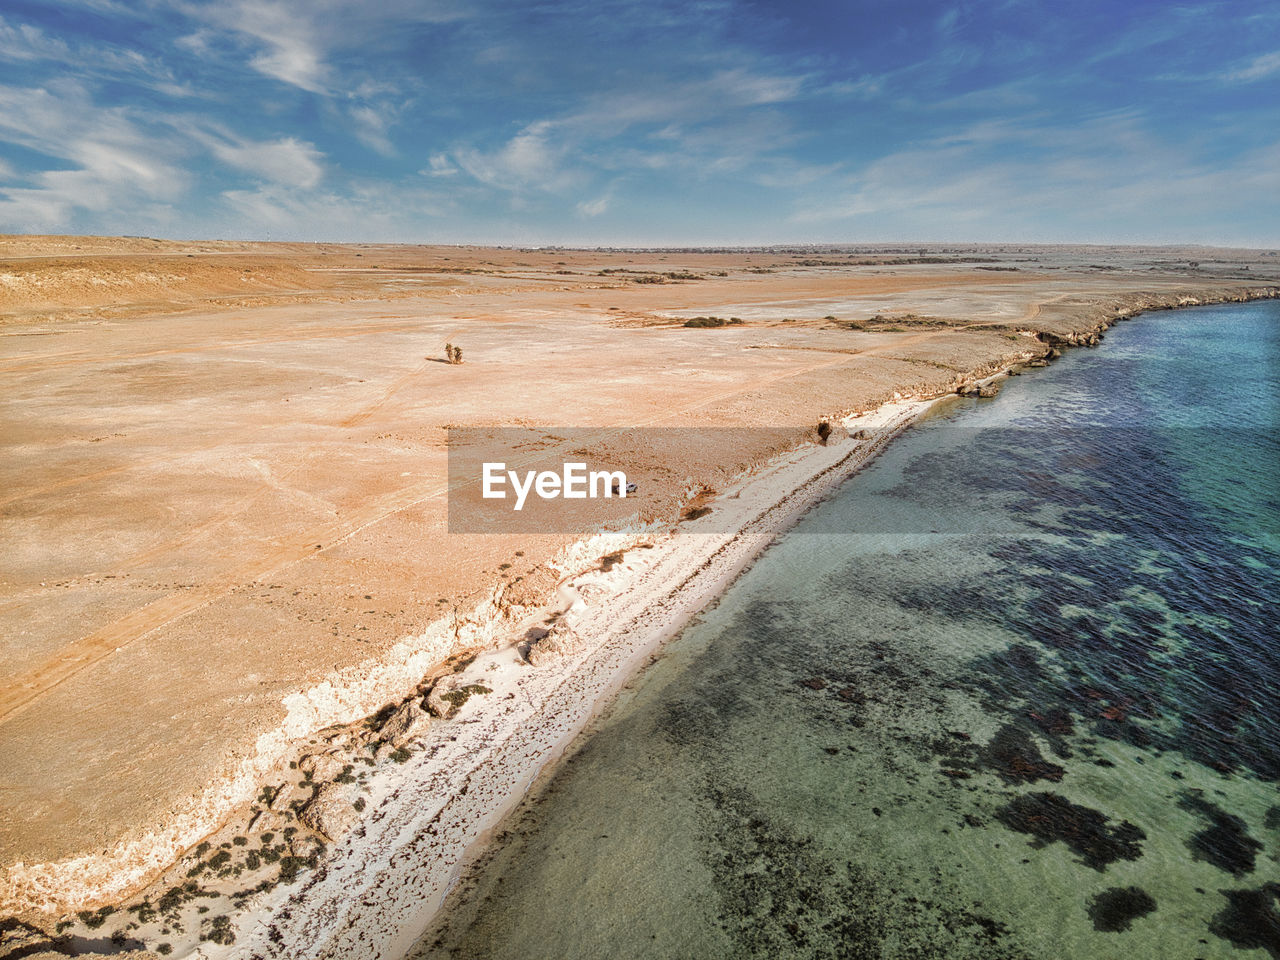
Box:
(412, 299), (1280, 959)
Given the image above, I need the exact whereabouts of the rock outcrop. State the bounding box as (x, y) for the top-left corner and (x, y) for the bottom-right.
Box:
(426, 676), (461, 718)
(378, 697), (430, 748)
(527, 619), (584, 667)
(298, 750), (347, 782)
(298, 784), (362, 841)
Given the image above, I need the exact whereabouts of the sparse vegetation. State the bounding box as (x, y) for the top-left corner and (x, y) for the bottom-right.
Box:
(78, 905), (116, 929)
(444, 343), (463, 364)
(202, 914), (235, 946)
(441, 684), (493, 711)
(597, 268), (704, 283)
(389, 746), (413, 764)
(683, 316), (744, 328)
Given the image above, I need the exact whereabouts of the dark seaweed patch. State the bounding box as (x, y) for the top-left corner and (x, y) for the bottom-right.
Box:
(1264, 805), (1280, 831)
(929, 723), (1065, 786)
(1087, 886), (1156, 932)
(700, 782), (1032, 959)
(1179, 791), (1263, 876)
(1209, 883), (1280, 957)
(866, 423), (1280, 784)
(996, 792), (1145, 870)
(982, 725), (1065, 784)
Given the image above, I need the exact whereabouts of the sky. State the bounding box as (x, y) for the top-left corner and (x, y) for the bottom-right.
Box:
(0, 0), (1278, 246)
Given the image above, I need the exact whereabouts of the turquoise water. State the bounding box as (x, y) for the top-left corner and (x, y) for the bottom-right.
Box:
(414, 302), (1280, 959)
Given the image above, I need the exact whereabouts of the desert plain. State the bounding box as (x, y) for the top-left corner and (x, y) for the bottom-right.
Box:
(1, 236), (1278, 951)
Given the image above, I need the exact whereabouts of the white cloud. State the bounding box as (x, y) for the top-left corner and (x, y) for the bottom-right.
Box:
(706, 68), (805, 106)
(1221, 50), (1280, 83)
(576, 193), (609, 217)
(423, 153), (458, 176)
(0, 82), (187, 230)
(208, 135), (325, 187)
(217, 181), (446, 239)
(187, 0), (329, 92)
(437, 62), (812, 201)
(178, 0), (471, 94)
(0, 14), (194, 96)
(0, 17), (72, 61)
(348, 104), (396, 155)
(789, 115), (1280, 242)
(453, 121), (574, 192)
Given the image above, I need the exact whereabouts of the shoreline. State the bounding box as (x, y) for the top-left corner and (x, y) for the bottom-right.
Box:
(235, 289), (1280, 960)
(237, 394), (951, 960)
(3, 284), (1278, 958)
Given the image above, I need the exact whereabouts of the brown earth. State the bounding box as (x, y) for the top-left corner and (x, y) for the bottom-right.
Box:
(1, 236), (1277, 913)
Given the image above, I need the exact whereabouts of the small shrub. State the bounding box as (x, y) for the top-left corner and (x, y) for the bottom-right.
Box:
(441, 684), (493, 711)
(202, 914), (235, 946)
(78, 906), (115, 929)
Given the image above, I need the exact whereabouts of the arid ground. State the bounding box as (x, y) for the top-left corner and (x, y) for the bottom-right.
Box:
(2, 236), (1277, 923)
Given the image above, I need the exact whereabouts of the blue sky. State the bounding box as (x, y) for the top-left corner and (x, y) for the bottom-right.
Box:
(1, 0), (1278, 245)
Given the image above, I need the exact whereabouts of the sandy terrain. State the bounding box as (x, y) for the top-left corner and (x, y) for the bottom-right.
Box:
(1, 236), (1277, 955)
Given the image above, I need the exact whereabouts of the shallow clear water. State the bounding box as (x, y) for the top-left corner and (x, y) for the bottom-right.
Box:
(414, 302), (1280, 959)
